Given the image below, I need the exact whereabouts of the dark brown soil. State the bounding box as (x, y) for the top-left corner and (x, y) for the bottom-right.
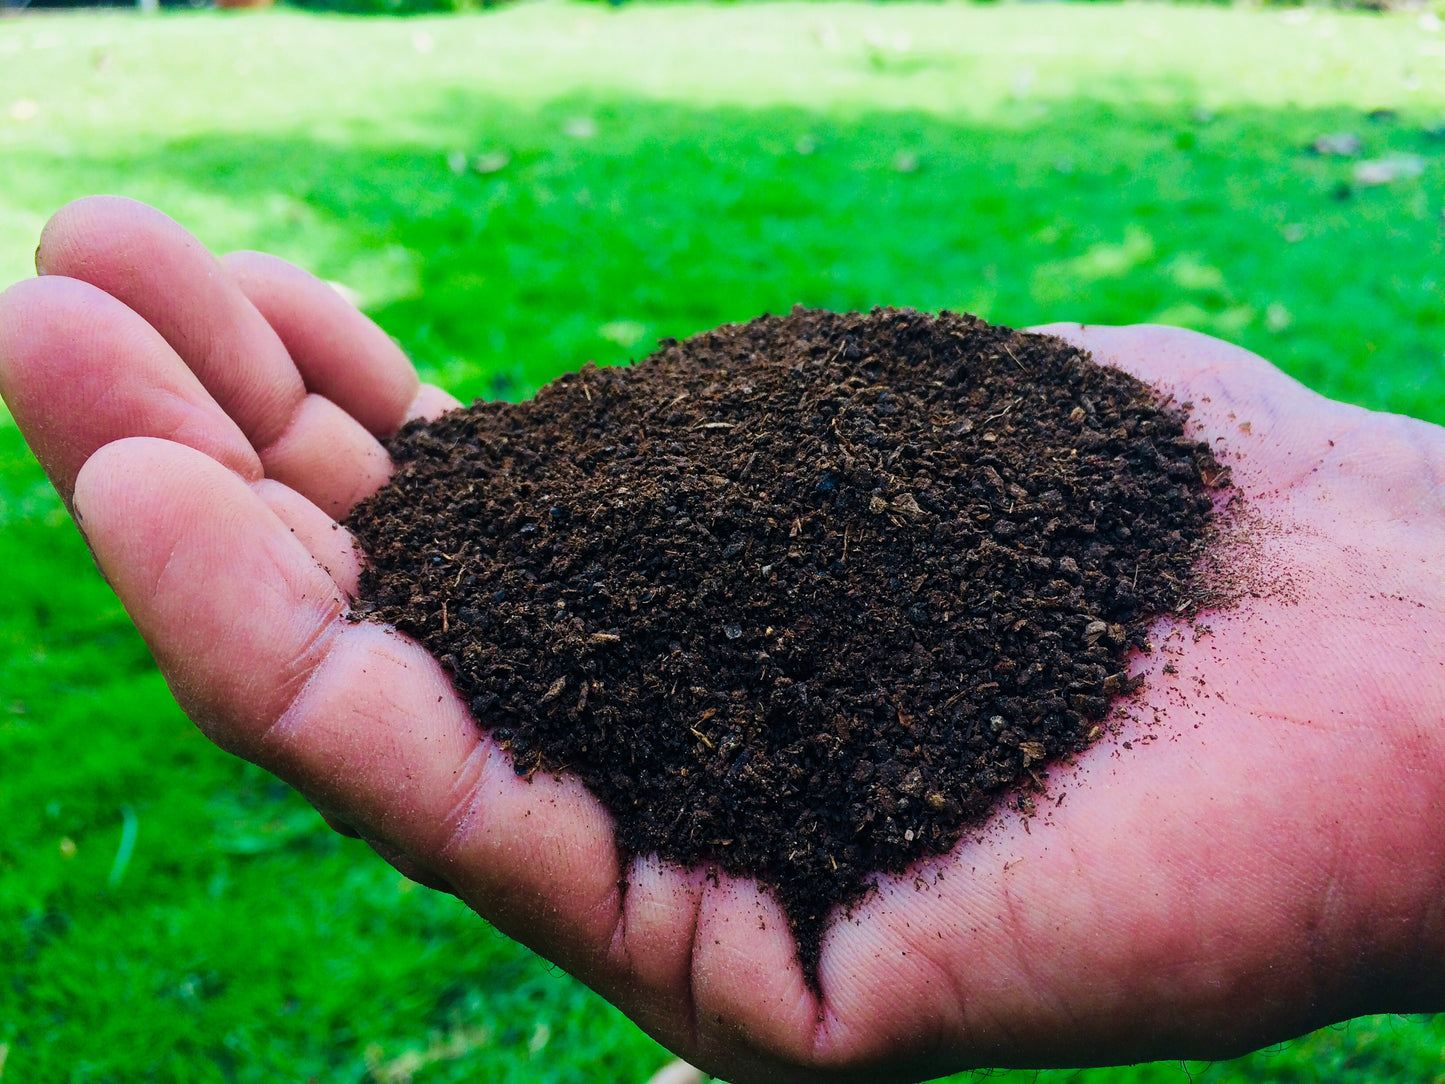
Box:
(346, 307), (1231, 979)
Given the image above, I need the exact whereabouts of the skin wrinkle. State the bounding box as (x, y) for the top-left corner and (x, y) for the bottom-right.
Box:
(1137, 853), (1209, 1025)
(1370, 652), (1445, 734)
(432, 740), (514, 876)
(1265, 747), (1406, 1032)
(814, 1005), (849, 1064)
(1321, 423), (1445, 522)
(674, 868), (706, 1053)
(606, 872), (632, 962)
(742, 963), (823, 1075)
(1241, 707), (1349, 734)
(257, 390), (329, 465)
(146, 537), (184, 611)
(1422, 428), (1445, 497)
(1368, 676), (1445, 777)
(845, 887), (1024, 1068)
(519, 862), (629, 998)
(277, 559), (349, 661)
(1397, 423), (1445, 516)
(433, 739), (499, 868)
(1351, 727), (1445, 1012)
(1058, 832), (1125, 1023)
(1309, 417), (1367, 495)
(73, 377), (135, 454)
(262, 393), (358, 465)
(251, 393), (393, 520)
(147, 388), (254, 476)
(577, 881), (626, 976)
(222, 249), (422, 439)
(1403, 861), (1445, 1006)
(606, 857), (707, 1055)
(1252, 421), (1354, 495)
(253, 615), (347, 754)
(953, 915), (1028, 1064)
(687, 874), (717, 1059)
(1301, 835), (1350, 1018)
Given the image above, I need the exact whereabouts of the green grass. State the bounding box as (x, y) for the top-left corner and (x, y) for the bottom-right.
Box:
(1, 3), (1443, 1081)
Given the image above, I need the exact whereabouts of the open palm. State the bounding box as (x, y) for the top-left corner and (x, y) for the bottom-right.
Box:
(4, 197), (1443, 1084)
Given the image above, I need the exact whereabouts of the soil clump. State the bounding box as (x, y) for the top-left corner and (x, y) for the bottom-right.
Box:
(346, 307), (1232, 979)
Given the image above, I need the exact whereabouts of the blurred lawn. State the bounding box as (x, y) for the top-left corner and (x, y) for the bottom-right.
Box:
(1, 3), (1444, 1081)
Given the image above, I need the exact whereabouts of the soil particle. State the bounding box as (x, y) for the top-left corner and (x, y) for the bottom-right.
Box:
(345, 307), (1233, 980)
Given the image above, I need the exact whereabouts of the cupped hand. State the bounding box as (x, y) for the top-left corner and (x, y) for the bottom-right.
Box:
(3, 197), (1444, 1084)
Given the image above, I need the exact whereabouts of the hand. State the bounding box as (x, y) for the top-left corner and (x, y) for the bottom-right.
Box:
(4, 197), (1444, 1084)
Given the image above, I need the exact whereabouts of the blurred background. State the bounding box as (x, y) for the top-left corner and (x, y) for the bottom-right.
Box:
(2, 1), (1443, 1081)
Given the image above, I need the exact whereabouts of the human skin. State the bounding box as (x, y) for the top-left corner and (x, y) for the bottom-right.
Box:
(1, 196), (1443, 1083)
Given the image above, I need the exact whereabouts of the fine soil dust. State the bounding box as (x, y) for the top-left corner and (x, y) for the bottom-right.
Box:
(346, 307), (1233, 978)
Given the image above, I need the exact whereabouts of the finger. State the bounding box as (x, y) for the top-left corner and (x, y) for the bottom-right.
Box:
(38, 196), (306, 451)
(689, 875), (820, 1071)
(281, 626), (630, 983)
(73, 437), (346, 748)
(0, 275), (260, 503)
(72, 437), (467, 844)
(222, 250), (421, 438)
(432, 735), (624, 978)
(75, 436), (629, 987)
(38, 197), (392, 516)
(407, 382), (463, 423)
(253, 478), (364, 596)
(602, 855), (710, 1054)
(261, 392), (393, 518)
